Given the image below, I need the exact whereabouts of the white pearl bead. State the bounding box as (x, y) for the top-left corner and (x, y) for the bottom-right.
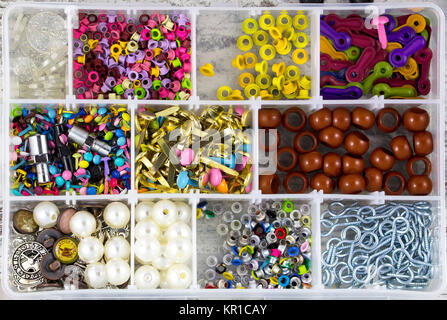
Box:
(165, 222), (192, 240)
(104, 236), (130, 261)
(134, 237), (161, 264)
(135, 201), (154, 222)
(69, 210), (96, 238)
(135, 265), (160, 289)
(175, 202), (191, 224)
(135, 219), (161, 240)
(105, 259), (130, 286)
(78, 236), (104, 264)
(166, 264), (192, 289)
(166, 237), (192, 264)
(84, 262), (108, 289)
(33, 201), (60, 228)
(151, 200), (177, 228)
(159, 270), (169, 289)
(103, 202), (130, 229)
(152, 250), (174, 270)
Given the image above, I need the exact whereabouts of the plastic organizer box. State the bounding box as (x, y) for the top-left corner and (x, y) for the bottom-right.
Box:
(1, 2), (446, 299)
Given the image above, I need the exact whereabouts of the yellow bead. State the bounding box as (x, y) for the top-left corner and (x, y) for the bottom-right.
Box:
(292, 49), (308, 65)
(259, 44), (276, 61)
(199, 63), (215, 77)
(293, 32), (309, 48)
(259, 12), (275, 30)
(253, 30), (269, 46)
(255, 73), (272, 89)
(244, 84), (260, 99)
(239, 72), (255, 88)
(122, 112), (131, 122)
(285, 65), (300, 81)
(272, 62), (286, 77)
(217, 86), (233, 100)
(255, 60), (268, 74)
(293, 14), (309, 30)
(243, 52), (257, 69)
(232, 54), (246, 70)
(79, 160), (90, 169)
(237, 35), (253, 51)
(272, 75), (285, 91)
(242, 18), (258, 35)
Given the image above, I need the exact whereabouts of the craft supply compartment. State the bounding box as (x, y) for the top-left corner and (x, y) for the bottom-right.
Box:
(1, 2), (445, 299)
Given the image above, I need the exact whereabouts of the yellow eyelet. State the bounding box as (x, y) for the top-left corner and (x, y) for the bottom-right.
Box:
(277, 41), (292, 55)
(260, 90), (274, 100)
(272, 62), (286, 77)
(253, 30), (269, 46)
(259, 12), (275, 30)
(273, 38), (288, 52)
(272, 75), (285, 91)
(299, 75), (312, 90)
(296, 89), (310, 99)
(269, 27), (282, 40)
(232, 54), (246, 70)
(255, 60), (268, 74)
(259, 44), (276, 61)
(244, 83), (260, 99)
(242, 18), (258, 35)
(292, 49), (308, 65)
(293, 32), (309, 48)
(276, 12), (292, 31)
(217, 86), (233, 100)
(238, 72), (255, 88)
(243, 52), (257, 69)
(255, 73), (272, 89)
(199, 63), (215, 77)
(283, 27), (295, 42)
(285, 65), (300, 81)
(268, 85), (283, 100)
(229, 90), (244, 100)
(282, 80), (298, 95)
(293, 13), (309, 30)
(237, 35), (253, 51)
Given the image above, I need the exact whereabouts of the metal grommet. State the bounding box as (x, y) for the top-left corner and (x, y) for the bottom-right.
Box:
(231, 202), (243, 214)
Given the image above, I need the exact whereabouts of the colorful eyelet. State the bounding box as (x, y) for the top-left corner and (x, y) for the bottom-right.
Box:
(237, 35), (253, 51)
(244, 83), (260, 99)
(256, 73), (272, 89)
(268, 85), (283, 99)
(269, 27), (282, 40)
(242, 18), (258, 35)
(277, 12), (292, 30)
(277, 41), (292, 55)
(243, 52), (257, 69)
(253, 30), (269, 46)
(238, 72), (255, 88)
(282, 80), (298, 95)
(299, 75), (312, 90)
(259, 44), (276, 61)
(292, 49), (308, 65)
(272, 75), (285, 90)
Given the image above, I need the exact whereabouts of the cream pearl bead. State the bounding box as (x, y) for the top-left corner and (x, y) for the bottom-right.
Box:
(84, 262), (108, 289)
(152, 254), (174, 271)
(33, 201), (60, 228)
(104, 236), (130, 261)
(105, 259), (130, 286)
(103, 202), (130, 229)
(78, 237), (104, 264)
(135, 201), (154, 222)
(69, 210), (96, 238)
(134, 237), (161, 264)
(135, 219), (161, 240)
(166, 237), (192, 264)
(175, 202), (191, 224)
(159, 270), (169, 289)
(165, 222), (192, 240)
(151, 200), (177, 228)
(135, 265), (160, 289)
(166, 264), (192, 289)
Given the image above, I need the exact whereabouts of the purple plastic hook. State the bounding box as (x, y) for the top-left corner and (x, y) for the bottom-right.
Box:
(387, 26), (416, 46)
(321, 86), (363, 100)
(389, 35), (426, 68)
(320, 19), (351, 51)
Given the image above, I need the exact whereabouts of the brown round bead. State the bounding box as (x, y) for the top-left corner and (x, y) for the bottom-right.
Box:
(403, 107), (430, 132)
(323, 152), (342, 177)
(260, 129), (281, 152)
(352, 107), (375, 130)
(413, 131), (433, 156)
(383, 171), (406, 195)
(406, 156), (432, 176)
(376, 107), (401, 133)
(332, 107), (351, 132)
(338, 174), (365, 194)
(407, 175), (433, 195)
(364, 167), (383, 192)
(390, 136), (413, 161)
(277, 147), (298, 172)
(284, 171), (308, 193)
(344, 131), (370, 155)
(282, 107), (307, 132)
(299, 151), (323, 173)
(294, 131), (318, 153)
(259, 108), (282, 129)
(309, 107), (332, 131)
(259, 174), (281, 194)
(318, 126), (344, 148)
(342, 154), (365, 174)
(369, 147), (395, 171)
(310, 173), (334, 193)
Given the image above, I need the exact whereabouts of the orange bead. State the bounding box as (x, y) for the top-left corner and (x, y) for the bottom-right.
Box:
(216, 179), (228, 193)
(84, 115), (94, 123)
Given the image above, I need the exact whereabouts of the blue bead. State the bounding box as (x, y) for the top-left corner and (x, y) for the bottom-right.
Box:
(93, 155), (101, 165)
(84, 152), (93, 162)
(87, 187), (97, 195)
(111, 170), (120, 179)
(22, 108), (28, 117)
(117, 136), (126, 146)
(65, 181), (71, 190)
(47, 109), (56, 119)
(55, 176), (65, 187)
(114, 157), (125, 167)
(98, 107), (107, 115)
(12, 190), (21, 196)
(176, 171), (190, 189)
(115, 129), (124, 137)
(116, 149), (124, 157)
(231, 246), (239, 255)
(197, 201), (208, 209)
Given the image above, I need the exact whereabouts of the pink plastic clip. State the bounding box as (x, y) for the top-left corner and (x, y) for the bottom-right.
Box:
(371, 16), (389, 50)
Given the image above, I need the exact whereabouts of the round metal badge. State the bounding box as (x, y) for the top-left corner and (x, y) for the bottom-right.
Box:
(11, 241), (48, 288)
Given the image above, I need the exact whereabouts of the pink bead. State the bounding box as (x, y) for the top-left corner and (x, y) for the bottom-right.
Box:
(98, 123), (107, 131)
(209, 168), (222, 187)
(62, 170), (72, 181)
(201, 172), (209, 187)
(79, 24), (88, 33)
(73, 61), (83, 71)
(235, 106), (245, 115)
(183, 62), (192, 73)
(180, 148), (194, 166)
(159, 87), (169, 98)
(176, 148), (182, 157)
(245, 182), (252, 193)
(235, 156), (248, 172)
(79, 187), (87, 195)
(73, 29), (83, 39)
(271, 249), (281, 257)
(75, 168), (86, 176)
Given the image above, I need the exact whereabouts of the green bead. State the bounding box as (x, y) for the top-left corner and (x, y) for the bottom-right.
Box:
(282, 200), (294, 213)
(104, 131), (113, 140)
(90, 107), (97, 115)
(204, 210), (215, 218)
(172, 57), (182, 68)
(420, 29), (428, 41)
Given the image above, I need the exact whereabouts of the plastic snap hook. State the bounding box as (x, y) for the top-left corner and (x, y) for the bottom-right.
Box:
(320, 19), (352, 51)
(242, 18), (258, 35)
(292, 49), (308, 65)
(372, 83), (417, 98)
(320, 36), (349, 61)
(394, 14), (427, 34)
(237, 35), (254, 51)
